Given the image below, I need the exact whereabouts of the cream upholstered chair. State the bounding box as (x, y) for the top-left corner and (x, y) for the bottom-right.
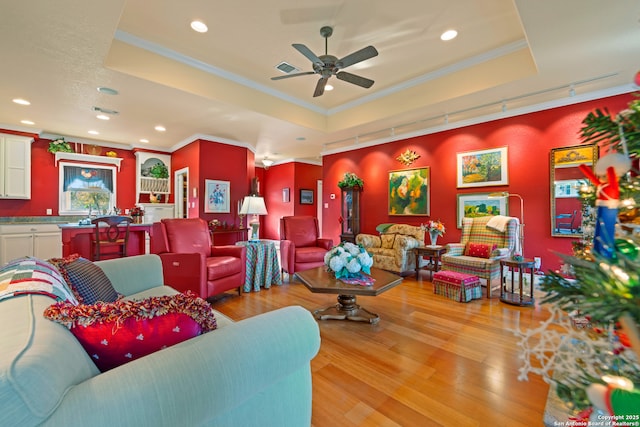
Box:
(356, 224), (426, 275)
(440, 216), (518, 294)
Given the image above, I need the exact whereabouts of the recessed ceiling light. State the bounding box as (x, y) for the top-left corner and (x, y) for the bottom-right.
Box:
(325, 84), (334, 91)
(190, 20), (208, 33)
(140, 139), (149, 143)
(97, 87), (118, 95)
(440, 29), (458, 41)
(96, 114), (110, 120)
(13, 98), (30, 105)
(20, 120), (34, 125)
(88, 130), (99, 135)
(155, 125), (166, 132)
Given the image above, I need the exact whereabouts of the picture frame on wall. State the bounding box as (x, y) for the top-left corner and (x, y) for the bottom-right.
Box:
(204, 179), (230, 213)
(300, 189), (314, 204)
(456, 192), (509, 228)
(388, 167), (430, 216)
(282, 187), (290, 203)
(554, 179), (581, 198)
(456, 147), (508, 188)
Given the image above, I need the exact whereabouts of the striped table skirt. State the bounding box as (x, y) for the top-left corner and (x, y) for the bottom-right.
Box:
(433, 270), (482, 303)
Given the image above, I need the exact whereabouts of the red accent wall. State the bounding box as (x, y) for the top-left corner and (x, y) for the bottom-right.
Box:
(261, 162), (322, 240)
(322, 93), (634, 272)
(0, 136), (138, 216)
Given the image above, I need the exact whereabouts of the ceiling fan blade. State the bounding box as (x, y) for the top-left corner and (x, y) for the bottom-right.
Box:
(271, 71), (316, 81)
(292, 43), (324, 67)
(313, 77), (329, 97)
(336, 71), (374, 89)
(336, 46), (378, 69)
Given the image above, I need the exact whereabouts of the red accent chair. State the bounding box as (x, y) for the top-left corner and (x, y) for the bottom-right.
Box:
(151, 218), (246, 299)
(280, 216), (333, 275)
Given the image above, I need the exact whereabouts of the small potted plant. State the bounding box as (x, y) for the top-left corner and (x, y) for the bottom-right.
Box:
(337, 172), (364, 190)
(47, 137), (74, 153)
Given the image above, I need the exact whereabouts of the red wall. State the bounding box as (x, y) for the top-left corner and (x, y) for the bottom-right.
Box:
(322, 93), (634, 272)
(0, 136), (138, 216)
(261, 162), (322, 240)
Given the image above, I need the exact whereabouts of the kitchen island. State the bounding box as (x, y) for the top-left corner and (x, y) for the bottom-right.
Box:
(58, 223), (152, 259)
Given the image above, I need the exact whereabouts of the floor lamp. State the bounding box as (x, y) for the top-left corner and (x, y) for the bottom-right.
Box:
(489, 191), (525, 258)
(239, 195), (268, 241)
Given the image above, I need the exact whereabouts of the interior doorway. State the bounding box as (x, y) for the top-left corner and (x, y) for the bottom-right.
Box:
(174, 167), (189, 218)
(317, 180), (323, 234)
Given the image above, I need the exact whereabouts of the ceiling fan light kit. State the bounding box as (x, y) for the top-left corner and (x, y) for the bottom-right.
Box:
(271, 26), (378, 97)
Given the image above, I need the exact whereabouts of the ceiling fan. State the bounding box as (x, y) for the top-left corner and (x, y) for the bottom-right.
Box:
(271, 26), (378, 97)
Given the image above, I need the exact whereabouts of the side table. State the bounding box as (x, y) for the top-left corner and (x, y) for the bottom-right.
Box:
(235, 240), (282, 292)
(413, 245), (447, 280)
(500, 258), (535, 306)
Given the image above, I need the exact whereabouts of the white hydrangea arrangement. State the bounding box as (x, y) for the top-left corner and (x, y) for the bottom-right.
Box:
(324, 241), (373, 279)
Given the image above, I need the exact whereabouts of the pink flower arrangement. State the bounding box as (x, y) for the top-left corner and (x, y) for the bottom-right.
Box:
(421, 220), (445, 237)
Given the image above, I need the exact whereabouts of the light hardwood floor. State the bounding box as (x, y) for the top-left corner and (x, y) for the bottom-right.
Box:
(212, 271), (551, 427)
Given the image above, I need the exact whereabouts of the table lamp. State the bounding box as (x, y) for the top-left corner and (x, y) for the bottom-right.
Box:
(488, 191), (525, 258)
(239, 196), (268, 241)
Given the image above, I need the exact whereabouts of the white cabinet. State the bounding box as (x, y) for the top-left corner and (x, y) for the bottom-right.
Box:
(0, 134), (32, 199)
(137, 203), (175, 224)
(0, 224), (62, 265)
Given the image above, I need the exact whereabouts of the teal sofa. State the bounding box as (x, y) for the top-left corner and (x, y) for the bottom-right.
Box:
(1, 254), (321, 427)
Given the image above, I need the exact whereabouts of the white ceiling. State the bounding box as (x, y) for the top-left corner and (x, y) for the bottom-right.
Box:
(1, 0), (638, 164)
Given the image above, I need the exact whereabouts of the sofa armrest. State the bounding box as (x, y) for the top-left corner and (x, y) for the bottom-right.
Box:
(211, 245), (246, 258)
(45, 306), (321, 427)
(95, 254), (165, 296)
(356, 234), (381, 249)
(394, 235), (421, 250)
(445, 243), (464, 256)
(316, 238), (333, 250)
(156, 252), (207, 297)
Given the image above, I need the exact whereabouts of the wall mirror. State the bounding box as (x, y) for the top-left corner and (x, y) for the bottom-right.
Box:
(550, 144), (598, 237)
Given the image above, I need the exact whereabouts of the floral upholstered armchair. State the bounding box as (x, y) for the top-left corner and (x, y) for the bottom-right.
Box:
(356, 224), (426, 275)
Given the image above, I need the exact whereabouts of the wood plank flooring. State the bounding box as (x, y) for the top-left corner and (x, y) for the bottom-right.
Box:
(211, 271), (551, 427)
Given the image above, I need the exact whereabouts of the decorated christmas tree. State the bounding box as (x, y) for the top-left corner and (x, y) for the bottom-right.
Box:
(516, 87), (640, 420)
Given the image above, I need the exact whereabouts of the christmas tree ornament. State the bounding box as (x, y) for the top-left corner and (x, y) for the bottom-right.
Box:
(580, 164), (620, 259)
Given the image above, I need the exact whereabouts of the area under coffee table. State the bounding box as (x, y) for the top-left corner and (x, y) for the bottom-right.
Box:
(295, 267), (403, 324)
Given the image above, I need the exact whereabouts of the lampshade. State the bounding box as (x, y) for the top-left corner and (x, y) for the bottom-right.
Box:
(239, 196), (268, 215)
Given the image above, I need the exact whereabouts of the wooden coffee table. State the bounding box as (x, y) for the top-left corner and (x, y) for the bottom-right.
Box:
(295, 267), (403, 324)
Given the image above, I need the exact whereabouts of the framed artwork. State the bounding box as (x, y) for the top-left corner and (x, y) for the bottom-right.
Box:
(204, 179), (230, 213)
(300, 189), (314, 204)
(388, 167), (430, 216)
(456, 193), (509, 228)
(456, 147), (508, 188)
(282, 187), (290, 203)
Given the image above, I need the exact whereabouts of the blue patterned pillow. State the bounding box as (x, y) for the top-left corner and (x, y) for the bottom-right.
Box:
(48, 254), (119, 304)
(0, 257), (78, 303)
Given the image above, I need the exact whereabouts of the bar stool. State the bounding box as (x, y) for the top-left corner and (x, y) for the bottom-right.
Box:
(90, 216), (134, 261)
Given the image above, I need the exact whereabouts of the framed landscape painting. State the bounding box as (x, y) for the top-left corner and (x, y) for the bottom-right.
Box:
(388, 167), (430, 216)
(456, 147), (508, 188)
(456, 193), (508, 228)
(205, 179), (230, 213)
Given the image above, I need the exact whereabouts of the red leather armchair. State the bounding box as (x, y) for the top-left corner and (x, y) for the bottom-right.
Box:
(280, 216), (334, 275)
(151, 218), (246, 299)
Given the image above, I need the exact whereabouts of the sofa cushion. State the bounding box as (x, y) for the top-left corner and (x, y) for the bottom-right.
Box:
(43, 291), (218, 372)
(0, 256), (77, 303)
(380, 233), (396, 249)
(49, 254), (119, 304)
(464, 242), (497, 259)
